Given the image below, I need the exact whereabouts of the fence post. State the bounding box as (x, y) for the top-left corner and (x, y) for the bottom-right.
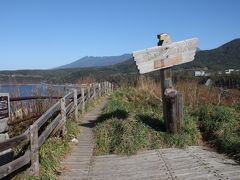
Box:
(93, 83), (96, 99)
(105, 81), (107, 94)
(176, 94), (183, 130)
(81, 87), (85, 113)
(73, 89), (78, 121)
(88, 85), (91, 100)
(98, 83), (101, 96)
(29, 124), (39, 176)
(109, 82), (112, 92)
(60, 97), (67, 136)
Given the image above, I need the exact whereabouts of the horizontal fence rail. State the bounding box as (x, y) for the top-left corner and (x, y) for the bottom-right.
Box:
(0, 81), (113, 179)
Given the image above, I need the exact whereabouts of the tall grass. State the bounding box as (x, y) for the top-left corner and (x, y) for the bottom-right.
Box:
(196, 105), (240, 162)
(12, 119), (79, 180)
(94, 77), (240, 161)
(135, 76), (240, 107)
(8, 85), (64, 137)
(94, 88), (200, 155)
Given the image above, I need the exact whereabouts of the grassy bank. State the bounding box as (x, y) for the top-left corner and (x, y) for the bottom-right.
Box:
(94, 85), (240, 162)
(195, 104), (240, 162)
(93, 88), (201, 155)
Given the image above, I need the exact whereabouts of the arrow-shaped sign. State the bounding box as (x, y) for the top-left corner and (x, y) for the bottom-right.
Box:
(133, 38), (198, 74)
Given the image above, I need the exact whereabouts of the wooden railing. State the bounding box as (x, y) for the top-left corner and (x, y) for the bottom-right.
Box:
(0, 81), (113, 178)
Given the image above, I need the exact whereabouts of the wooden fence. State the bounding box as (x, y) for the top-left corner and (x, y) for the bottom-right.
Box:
(0, 81), (113, 178)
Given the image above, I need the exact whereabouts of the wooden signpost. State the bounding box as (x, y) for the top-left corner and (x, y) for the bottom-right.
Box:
(133, 34), (198, 133)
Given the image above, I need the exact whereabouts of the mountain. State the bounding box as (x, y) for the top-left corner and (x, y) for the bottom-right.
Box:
(1, 39), (239, 85)
(58, 54), (132, 69)
(178, 38), (240, 70)
(57, 39), (240, 71)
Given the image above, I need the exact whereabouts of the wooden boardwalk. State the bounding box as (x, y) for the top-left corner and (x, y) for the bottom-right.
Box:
(59, 99), (240, 180)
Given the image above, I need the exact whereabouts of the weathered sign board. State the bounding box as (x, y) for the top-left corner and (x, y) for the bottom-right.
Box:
(0, 93), (10, 133)
(133, 38), (198, 74)
(133, 34), (198, 133)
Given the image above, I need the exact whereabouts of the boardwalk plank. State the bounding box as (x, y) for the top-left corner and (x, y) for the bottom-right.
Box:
(58, 98), (240, 180)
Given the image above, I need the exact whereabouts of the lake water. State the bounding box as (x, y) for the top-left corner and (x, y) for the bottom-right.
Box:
(0, 84), (66, 97)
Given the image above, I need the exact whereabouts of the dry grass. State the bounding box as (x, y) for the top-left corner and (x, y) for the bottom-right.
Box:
(76, 75), (96, 85)
(9, 86), (64, 136)
(135, 76), (240, 108)
(135, 76), (161, 99)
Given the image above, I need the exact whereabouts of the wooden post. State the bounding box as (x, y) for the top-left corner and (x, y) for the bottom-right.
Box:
(164, 88), (178, 133)
(106, 81), (109, 93)
(73, 89), (78, 121)
(111, 83), (114, 91)
(160, 68), (173, 131)
(29, 124), (39, 176)
(88, 85), (90, 99)
(98, 83), (101, 96)
(81, 87), (85, 113)
(93, 83), (96, 99)
(103, 82), (105, 94)
(158, 34), (183, 133)
(176, 94), (183, 130)
(60, 97), (67, 136)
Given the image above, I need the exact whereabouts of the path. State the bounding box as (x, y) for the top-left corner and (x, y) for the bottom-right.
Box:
(59, 98), (108, 180)
(59, 98), (240, 180)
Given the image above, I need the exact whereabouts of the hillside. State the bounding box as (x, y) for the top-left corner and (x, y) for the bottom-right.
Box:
(178, 38), (240, 70)
(56, 38), (239, 71)
(57, 54), (132, 69)
(0, 38), (239, 84)
(0, 58), (138, 84)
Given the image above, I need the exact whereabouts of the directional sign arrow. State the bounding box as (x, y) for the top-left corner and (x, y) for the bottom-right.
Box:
(133, 38), (198, 74)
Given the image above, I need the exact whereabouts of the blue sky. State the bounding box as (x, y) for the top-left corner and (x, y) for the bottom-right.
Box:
(0, 0), (239, 70)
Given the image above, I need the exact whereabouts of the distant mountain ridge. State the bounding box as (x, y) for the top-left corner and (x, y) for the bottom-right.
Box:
(58, 39), (240, 71)
(179, 38), (240, 70)
(58, 54), (132, 69)
(0, 38), (239, 84)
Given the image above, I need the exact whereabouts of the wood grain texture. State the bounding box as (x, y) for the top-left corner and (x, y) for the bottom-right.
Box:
(0, 129), (29, 152)
(29, 124), (39, 176)
(133, 38), (198, 74)
(81, 88), (85, 113)
(74, 89), (78, 121)
(38, 114), (61, 147)
(0, 150), (30, 179)
(35, 101), (60, 129)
